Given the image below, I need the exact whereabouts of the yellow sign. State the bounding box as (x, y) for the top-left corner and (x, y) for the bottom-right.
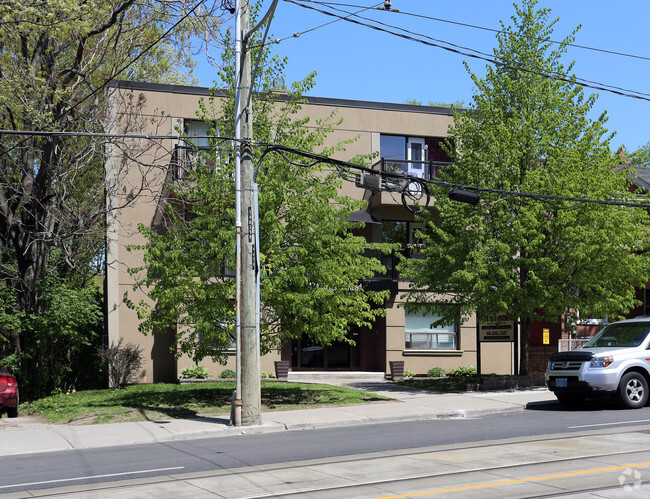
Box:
(543, 328), (550, 345)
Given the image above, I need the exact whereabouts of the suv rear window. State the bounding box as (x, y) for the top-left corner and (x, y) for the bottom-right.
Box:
(584, 322), (650, 348)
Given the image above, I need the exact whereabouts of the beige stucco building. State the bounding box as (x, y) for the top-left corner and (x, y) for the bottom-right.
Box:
(105, 80), (516, 383)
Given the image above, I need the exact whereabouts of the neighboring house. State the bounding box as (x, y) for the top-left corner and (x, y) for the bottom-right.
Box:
(105, 80), (518, 383)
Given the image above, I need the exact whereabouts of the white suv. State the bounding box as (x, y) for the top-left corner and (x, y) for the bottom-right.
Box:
(546, 317), (650, 409)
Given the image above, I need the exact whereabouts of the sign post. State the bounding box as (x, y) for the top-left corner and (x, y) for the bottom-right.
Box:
(479, 314), (516, 374)
(543, 328), (550, 371)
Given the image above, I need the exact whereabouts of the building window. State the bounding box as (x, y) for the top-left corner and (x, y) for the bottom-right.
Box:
(426, 137), (453, 163)
(380, 135), (406, 161)
(379, 134), (452, 179)
(381, 220), (408, 246)
(185, 120), (211, 148)
(379, 220), (424, 258)
(405, 309), (458, 350)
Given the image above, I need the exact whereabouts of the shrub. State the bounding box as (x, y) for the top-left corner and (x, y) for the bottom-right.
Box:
(447, 365), (478, 378)
(261, 371), (276, 378)
(427, 367), (447, 378)
(97, 340), (144, 388)
(403, 369), (416, 378)
(179, 366), (212, 379)
(219, 369), (236, 379)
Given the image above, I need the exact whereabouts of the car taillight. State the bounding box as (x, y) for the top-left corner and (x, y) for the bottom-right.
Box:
(0, 375), (15, 390)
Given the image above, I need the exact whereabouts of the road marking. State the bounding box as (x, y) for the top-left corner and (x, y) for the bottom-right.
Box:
(0, 466), (184, 490)
(568, 419), (650, 429)
(374, 461), (650, 498)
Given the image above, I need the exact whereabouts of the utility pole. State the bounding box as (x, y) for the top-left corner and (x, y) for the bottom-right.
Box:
(233, 0), (261, 426)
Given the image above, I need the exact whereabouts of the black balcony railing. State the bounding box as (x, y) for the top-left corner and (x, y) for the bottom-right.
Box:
(374, 158), (451, 180)
(362, 249), (405, 294)
(169, 142), (220, 182)
(362, 247), (425, 293)
(170, 144), (198, 182)
(364, 249), (400, 279)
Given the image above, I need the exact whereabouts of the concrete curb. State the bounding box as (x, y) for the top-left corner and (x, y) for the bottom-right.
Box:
(0, 386), (556, 457)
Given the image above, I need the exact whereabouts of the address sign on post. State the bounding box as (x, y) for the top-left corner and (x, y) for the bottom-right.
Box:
(479, 313), (515, 342)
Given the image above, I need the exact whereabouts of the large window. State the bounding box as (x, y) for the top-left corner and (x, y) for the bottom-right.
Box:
(380, 135), (406, 160)
(405, 309), (458, 350)
(185, 120), (210, 148)
(381, 220), (408, 246)
(380, 220), (424, 256)
(379, 134), (452, 179)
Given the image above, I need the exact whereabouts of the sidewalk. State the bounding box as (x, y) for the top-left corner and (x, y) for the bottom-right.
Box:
(0, 378), (556, 457)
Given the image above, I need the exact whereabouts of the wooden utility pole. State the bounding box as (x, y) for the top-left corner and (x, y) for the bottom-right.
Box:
(234, 0), (261, 426)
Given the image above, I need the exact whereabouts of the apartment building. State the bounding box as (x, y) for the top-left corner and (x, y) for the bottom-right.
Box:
(106, 80), (518, 383)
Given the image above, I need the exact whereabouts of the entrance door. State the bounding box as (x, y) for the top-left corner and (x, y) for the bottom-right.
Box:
(407, 137), (426, 178)
(291, 338), (359, 369)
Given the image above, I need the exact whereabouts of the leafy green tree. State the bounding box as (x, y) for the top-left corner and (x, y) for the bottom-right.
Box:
(0, 0), (226, 396)
(400, 0), (650, 374)
(631, 142), (650, 168)
(128, 25), (392, 363)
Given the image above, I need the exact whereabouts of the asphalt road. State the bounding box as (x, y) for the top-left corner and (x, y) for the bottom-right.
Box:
(3, 398), (650, 496)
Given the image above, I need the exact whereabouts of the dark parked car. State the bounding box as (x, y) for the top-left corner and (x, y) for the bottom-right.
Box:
(0, 364), (18, 418)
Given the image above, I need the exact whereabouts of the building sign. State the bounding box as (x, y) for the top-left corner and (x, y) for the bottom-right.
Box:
(480, 314), (515, 342)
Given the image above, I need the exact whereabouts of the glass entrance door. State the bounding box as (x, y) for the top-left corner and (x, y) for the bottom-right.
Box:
(407, 137), (426, 178)
(291, 338), (359, 369)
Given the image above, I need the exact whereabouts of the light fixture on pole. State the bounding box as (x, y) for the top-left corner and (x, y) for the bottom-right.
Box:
(449, 188), (480, 205)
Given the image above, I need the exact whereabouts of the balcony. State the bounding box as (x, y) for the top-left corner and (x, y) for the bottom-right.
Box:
(373, 158), (450, 180)
(363, 249), (399, 294)
(169, 144), (200, 182)
(362, 248), (425, 294)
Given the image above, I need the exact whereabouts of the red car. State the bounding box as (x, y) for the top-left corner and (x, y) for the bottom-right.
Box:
(0, 365), (18, 418)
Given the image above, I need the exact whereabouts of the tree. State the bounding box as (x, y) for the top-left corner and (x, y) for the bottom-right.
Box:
(631, 142), (650, 168)
(0, 0), (227, 397)
(128, 22), (392, 364)
(400, 0), (650, 374)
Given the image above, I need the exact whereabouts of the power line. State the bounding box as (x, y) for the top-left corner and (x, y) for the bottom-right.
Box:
(269, 1), (383, 45)
(256, 143), (650, 211)
(5, 128), (650, 210)
(0, 0), (210, 160)
(69, 0), (208, 115)
(282, 0), (650, 102)
(314, 1), (495, 60)
(304, 0), (650, 63)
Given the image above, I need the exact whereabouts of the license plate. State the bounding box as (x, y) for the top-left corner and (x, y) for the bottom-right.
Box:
(555, 378), (568, 388)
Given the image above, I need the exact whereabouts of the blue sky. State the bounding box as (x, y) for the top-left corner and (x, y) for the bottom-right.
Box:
(194, 1), (650, 152)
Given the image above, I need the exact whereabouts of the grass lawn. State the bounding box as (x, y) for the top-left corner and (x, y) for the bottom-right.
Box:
(19, 382), (391, 425)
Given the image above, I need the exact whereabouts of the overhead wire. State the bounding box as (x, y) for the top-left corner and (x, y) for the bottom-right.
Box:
(282, 0), (650, 102)
(0, 0), (212, 160)
(312, 0), (495, 60)
(4, 128), (650, 211)
(303, 0), (650, 63)
(269, 1), (384, 45)
(251, 143), (650, 211)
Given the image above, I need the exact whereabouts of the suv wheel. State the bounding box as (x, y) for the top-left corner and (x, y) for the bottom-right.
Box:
(617, 372), (649, 409)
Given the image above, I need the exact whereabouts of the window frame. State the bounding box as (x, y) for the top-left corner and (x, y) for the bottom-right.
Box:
(404, 308), (459, 351)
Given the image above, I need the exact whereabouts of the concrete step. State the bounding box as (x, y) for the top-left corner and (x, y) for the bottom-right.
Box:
(287, 371), (387, 383)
